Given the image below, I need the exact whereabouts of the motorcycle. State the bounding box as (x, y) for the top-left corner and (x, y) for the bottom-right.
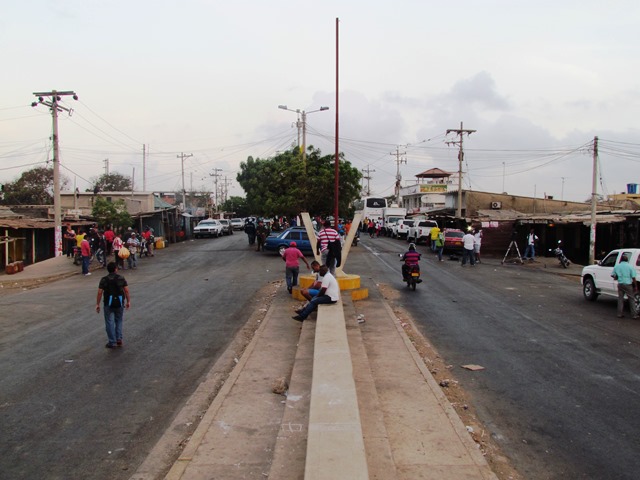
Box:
(550, 240), (571, 268)
(399, 254), (421, 290)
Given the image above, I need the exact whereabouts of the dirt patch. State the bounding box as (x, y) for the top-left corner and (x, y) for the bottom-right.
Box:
(378, 283), (523, 480)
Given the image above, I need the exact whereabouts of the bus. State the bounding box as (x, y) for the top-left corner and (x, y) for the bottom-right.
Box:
(354, 196), (387, 226)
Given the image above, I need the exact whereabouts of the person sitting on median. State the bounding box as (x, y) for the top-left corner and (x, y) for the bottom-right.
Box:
(292, 265), (340, 321)
(300, 260), (322, 301)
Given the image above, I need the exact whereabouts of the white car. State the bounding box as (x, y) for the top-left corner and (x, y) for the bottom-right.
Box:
(193, 219), (224, 238)
(581, 248), (640, 310)
(230, 218), (244, 230)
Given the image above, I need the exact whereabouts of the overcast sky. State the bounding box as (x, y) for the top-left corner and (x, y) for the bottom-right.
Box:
(2, 0), (639, 204)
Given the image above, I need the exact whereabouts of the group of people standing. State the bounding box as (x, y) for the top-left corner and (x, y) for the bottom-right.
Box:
(64, 223), (155, 276)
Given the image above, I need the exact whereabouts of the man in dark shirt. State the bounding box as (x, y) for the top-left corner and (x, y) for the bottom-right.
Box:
(96, 262), (131, 348)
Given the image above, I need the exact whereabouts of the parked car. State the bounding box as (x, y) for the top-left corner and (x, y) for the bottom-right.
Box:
(230, 218), (244, 230)
(193, 218), (223, 238)
(263, 227), (316, 256)
(442, 228), (465, 253)
(393, 219), (414, 240)
(581, 249), (640, 311)
(218, 219), (233, 235)
(407, 219), (438, 244)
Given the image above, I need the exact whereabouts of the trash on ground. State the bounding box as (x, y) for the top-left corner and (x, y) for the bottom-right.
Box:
(461, 364), (485, 371)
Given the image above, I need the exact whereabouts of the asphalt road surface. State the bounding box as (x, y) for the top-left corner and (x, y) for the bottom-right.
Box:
(355, 235), (640, 480)
(0, 233), (279, 480)
(2, 232), (639, 480)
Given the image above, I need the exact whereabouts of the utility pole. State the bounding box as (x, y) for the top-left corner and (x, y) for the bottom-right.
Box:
(361, 165), (375, 196)
(222, 176), (233, 204)
(103, 158), (109, 176)
(142, 145), (147, 192)
(177, 152), (193, 210)
(446, 122), (476, 218)
(391, 147), (406, 204)
(589, 136), (598, 265)
(31, 90), (78, 257)
(209, 168), (222, 213)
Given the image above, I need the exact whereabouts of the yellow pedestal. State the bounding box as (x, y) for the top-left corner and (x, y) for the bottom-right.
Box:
(297, 273), (368, 299)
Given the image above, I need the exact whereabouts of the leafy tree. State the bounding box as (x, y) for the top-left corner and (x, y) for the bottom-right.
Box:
(0, 166), (68, 205)
(90, 173), (132, 193)
(236, 147), (361, 218)
(91, 197), (132, 229)
(221, 196), (250, 217)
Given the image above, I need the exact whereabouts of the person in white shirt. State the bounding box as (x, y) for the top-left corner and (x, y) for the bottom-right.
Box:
(473, 228), (483, 264)
(292, 265), (339, 321)
(524, 228), (538, 262)
(462, 230), (476, 266)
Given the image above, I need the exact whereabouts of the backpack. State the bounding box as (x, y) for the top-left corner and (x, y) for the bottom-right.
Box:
(106, 275), (125, 308)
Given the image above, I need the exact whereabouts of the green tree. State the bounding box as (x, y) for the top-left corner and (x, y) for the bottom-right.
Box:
(0, 166), (68, 205)
(221, 196), (250, 217)
(91, 197), (132, 229)
(90, 172), (132, 192)
(236, 147), (361, 218)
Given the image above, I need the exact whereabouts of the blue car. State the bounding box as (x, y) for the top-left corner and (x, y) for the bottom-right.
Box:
(263, 227), (316, 255)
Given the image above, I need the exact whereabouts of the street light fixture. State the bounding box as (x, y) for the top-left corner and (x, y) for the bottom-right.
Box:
(278, 104), (329, 173)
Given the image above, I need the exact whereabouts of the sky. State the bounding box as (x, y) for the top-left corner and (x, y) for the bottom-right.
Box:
(2, 0), (640, 205)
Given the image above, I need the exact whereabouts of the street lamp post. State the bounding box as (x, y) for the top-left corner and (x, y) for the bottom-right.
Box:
(278, 105), (329, 175)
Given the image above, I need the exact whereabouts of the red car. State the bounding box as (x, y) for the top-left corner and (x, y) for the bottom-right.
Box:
(443, 229), (465, 253)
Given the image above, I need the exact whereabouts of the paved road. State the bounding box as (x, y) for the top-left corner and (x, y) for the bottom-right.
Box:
(3, 232), (639, 480)
(0, 234), (277, 480)
(357, 235), (640, 480)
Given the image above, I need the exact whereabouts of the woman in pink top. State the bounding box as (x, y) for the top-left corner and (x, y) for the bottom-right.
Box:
(282, 241), (311, 294)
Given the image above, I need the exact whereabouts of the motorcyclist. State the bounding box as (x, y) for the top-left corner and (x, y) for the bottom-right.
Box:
(401, 243), (422, 282)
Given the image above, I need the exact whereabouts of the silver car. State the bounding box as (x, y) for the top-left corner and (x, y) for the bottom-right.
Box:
(218, 219), (233, 235)
(193, 219), (223, 238)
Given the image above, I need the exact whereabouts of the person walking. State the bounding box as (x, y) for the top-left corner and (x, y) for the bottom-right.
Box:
(461, 230), (476, 266)
(126, 232), (140, 269)
(435, 230), (445, 261)
(256, 220), (269, 252)
(430, 225), (441, 252)
(292, 265), (340, 321)
(96, 262), (131, 348)
(612, 254), (638, 319)
(80, 233), (92, 276)
(113, 233), (124, 270)
(524, 228), (538, 262)
(244, 219), (256, 246)
(474, 227), (483, 264)
(282, 241), (310, 294)
(103, 225), (115, 257)
(317, 220), (341, 275)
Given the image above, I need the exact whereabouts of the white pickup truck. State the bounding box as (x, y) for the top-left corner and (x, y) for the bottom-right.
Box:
(393, 219), (414, 239)
(407, 219), (438, 245)
(581, 248), (640, 310)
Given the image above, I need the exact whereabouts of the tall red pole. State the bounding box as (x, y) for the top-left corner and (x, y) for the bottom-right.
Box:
(334, 17), (340, 228)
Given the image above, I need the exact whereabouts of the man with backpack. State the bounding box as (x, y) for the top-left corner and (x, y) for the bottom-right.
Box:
(96, 262), (131, 349)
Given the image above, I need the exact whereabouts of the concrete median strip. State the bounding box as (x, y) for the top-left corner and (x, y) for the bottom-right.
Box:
(305, 300), (369, 480)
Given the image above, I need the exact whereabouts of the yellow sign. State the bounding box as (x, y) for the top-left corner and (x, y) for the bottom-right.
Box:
(420, 184), (447, 193)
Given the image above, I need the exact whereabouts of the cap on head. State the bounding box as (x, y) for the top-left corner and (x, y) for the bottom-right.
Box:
(289, 241), (297, 247)
(131, 232), (136, 236)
